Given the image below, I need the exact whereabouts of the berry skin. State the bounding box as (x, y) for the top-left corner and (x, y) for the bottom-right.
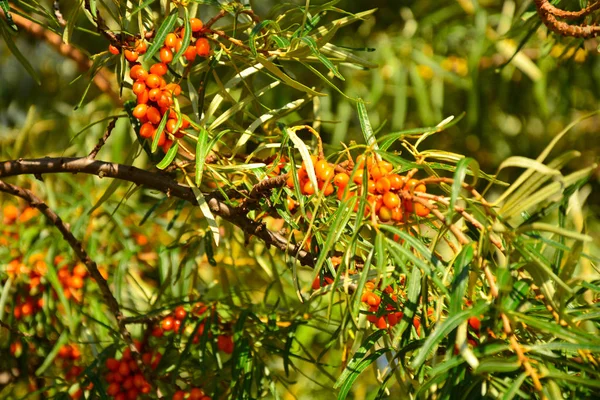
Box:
(145, 74), (161, 89)
(136, 89), (149, 104)
(129, 65), (148, 81)
(302, 181), (316, 195)
(106, 358), (120, 371)
(174, 38), (183, 53)
(159, 47), (174, 64)
(388, 174), (404, 190)
(135, 40), (147, 54)
(107, 382), (120, 396)
(404, 179), (426, 193)
(184, 45), (197, 62)
(174, 306), (187, 320)
(108, 45), (120, 55)
(140, 122), (156, 138)
(161, 316), (175, 331)
(196, 38), (210, 57)
(150, 63), (168, 76)
(173, 391), (186, 400)
(376, 316), (388, 330)
(124, 50), (139, 63)
(132, 81), (146, 95)
(146, 107), (161, 124)
(166, 119), (179, 134)
(382, 192), (400, 209)
(333, 173), (349, 187)
(132, 104), (148, 119)
(148, 88), (161, 101)
(378, 206), (392, 222)
(164, 33), (177, 48)
(414, 202), (430, 217)
(190, 18), (203, 32)
(376, 177), (391, 193)
(468, 316), (481, 331)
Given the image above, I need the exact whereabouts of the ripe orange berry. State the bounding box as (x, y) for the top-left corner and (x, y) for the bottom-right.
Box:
(149, 63), (168, 76)
(388, 174), (404, 190)
(118, 361), (130, 377)
(166, 119), (179, 134)
(148, 88), (161, 101)
(367, 180), (377, 193)
(404, 179), (426, 193)
(135, 40), (147, 54)
(352, 170), (365, 185)
(124, 50), (139, 63)
(159, 47), (173, 64)
(132, 81), (146, 95)
(129, 65), (148, 81)
(376, 177), (391, 193)
(189, 388), (205, 400)
(190, 18), (203, 32)
(378, 161), (393, 174)
(468, 316), (481, 331)
(68, 275), (84, 289)
(173, 391), (186, 400)
(333, 173), (349, 187)
(174, 38), (183, 53)
(136, 89), (149, 104)
(154, 129), (166, 147)
(161, 316), (174, 331)
(302, 181), (315, 195)
(184, 45), (197, 62)
(391, 206), (403, 222)
(376, 316), (388, 330)
(145, 107), (160, 124)
(378, 206), (392, 222)
(132, 104), (148, 119)
(323, 183), (334, 196)
(145, 74), (161, 89)
(196, 38), (210, 57)
(164, 83), (181, 96)
(164, 33), (177, 48)
(157, 92), (172, 108)
(174, 306), (187, 321)
(108, 44), (120, 55)
(107, 382), (120, 396)
(286, 174), (295, 188)
(382, 192), (400, 209)
(415, 202), (430, 217)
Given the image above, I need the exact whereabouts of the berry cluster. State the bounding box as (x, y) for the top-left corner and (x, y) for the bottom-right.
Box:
(56, 258), (88, 302)
(104, 346), (158, 399)
(361, 282), (403, 330)
(110, 18), (211, 153)
(57, 344), (85, 382)
(153, 305), (189, 336)
(287, 154), (431, 223)
(173, 388), (212, 400)
(10, 255), (45, 319)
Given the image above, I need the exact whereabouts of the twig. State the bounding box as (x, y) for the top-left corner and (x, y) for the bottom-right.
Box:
(203, 9), (227, 29)
(0, 180), (152, 381)
(88, 117), (118, 159)
(535, 0), (600, 38)
(53, 0), (66, 26)
(0, 157), (315, 267)
(536, 0), (600, 20)
(0, 319), (33, 337)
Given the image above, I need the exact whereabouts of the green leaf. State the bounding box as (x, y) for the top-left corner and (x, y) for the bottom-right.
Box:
(0, 19), (41, 84)
(337, 348), (387, 400)
(185, 176), (220, 246)
(449, 244), (475, 316)
(194, 127), (210, 186)
(334, 330), (386, 390)
(255, 55), (325, 96)
(0, 0), (17, 30)
(172, 6), (191, 63)
(411, 302), (488, 369)
(151, 111), (169, 153)
(448, 157), (479, 219)
(156, 141), (179, 169)
(300, 36), (344, 80)
(144, 9), (179, 62)
(357, 99), (378, 150)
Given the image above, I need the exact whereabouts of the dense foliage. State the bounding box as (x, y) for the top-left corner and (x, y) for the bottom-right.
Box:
(1, 1), (599, 399)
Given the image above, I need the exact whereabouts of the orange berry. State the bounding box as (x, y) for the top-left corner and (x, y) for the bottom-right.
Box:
(323, 183), (334, 196)
(352, 170), (365, 185)
(189, 388), (205, 400)
(129, 65), (148, 81)
(157, 92), (172, 108)
(124, 50), (139, 62)
(388, 174), (404, 190)
(367, 180), (377, 193)
(174, 306), (187, 321)
(136, 89), (149, 105)
(21, 301), (34, 317)
(404, 199), (414, 213)
(164, 83), (182, 96)
(404, 179), (426, 193)
(132, 80), (146, 95)
(174, 38), (183, 53)
(391, 206), (403, 222)
(469, 316), (481, 331)
(146, 107), (161, 124)
(132, 103), (148, 119)
(415, 202), (430, 217)
(286, 174), (295, 188)
(376, 316), (388, 330)
(107, 382), (120, 396)
(148, 88), (161, 101)
(135, 40), (147, 54)
(196, 38), (210, 57)
(378, 206), (392, 222)
(145, 74), (161, 89)
(126, 388), (139, 400)
(140, 122), (155, 139)
(286, 196), (296, 211)
(122, 376), (134, 390)
(333, 173), (350, 187)
(217, 335), (234, 354)
(184, 45), (197, 62)
(149, 63), (168, 76)
(302, 181), (316, 195)
(382, 192), (400, 209)
(118, 361), (130, 377)
(68, 275), (84, 289)
(367, 293), (381, 307)
(173, 391), (186, 400)
(164, 33), (177, 48)
(155, 129), (167, 147)
(190, 18), (203, 32)
(376, 177), (391, 193)
(166, 119), (179, 134)
(161, 316), (174, 331)
(159, 47), (173, 63)
(378, 161), (393, 174)
(108, 44), (120, 55)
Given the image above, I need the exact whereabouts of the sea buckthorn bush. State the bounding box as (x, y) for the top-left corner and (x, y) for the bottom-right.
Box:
(1, 1), (599, 399)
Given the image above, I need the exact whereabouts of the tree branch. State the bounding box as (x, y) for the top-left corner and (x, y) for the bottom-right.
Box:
(535, 0), (600, 38)
(0, 157), (315, 267)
